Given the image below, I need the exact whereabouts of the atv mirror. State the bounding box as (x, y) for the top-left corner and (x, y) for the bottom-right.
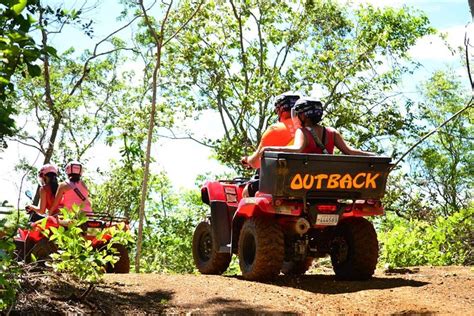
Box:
(25, 190), (33, 200)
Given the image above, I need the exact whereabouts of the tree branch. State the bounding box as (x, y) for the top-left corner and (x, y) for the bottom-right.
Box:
(393, 96), (474, 168)
(162, 0), (204, 46)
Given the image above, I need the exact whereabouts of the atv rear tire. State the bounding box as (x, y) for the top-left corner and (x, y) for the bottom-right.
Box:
(192, 221), (231, 274)
(281, 257), (314, 276)
(108, 244), (130, 273)
(238, 217), (284, 281)
(29, 238), (57, 263)
(330, 217), (378, 280)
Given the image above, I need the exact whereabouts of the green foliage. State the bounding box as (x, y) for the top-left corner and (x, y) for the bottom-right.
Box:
(379, 205), (474, 267)
(410, 70), (473, 216)
(0, 237), (20, 311)
(159, 0), (434, 169)
(0, 212), (22, 311)
(6, 45), (128, 179)
(0, 0), (40, 146)
(383, 172), (435, 221)
(139, 189), (207, 273)
(46, 206), (133, 284)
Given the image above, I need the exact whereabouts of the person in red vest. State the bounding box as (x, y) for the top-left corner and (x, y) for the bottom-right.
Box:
(51, 161), (93, 216)
(26, 164), (60, 219)
(260, 97), (375, 156)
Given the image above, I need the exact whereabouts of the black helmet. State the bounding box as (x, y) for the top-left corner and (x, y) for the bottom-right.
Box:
(274, 92), (301, 114)
(293, 97), (324, 122)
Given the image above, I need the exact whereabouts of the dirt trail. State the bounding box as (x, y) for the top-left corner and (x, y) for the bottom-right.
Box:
(12, 266), (474, 314)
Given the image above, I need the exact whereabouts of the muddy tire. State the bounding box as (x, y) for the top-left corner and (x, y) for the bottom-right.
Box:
(281, 257), (314, 276)
(29, 238), (57, 263)
(109, 244), (130, 273)
(330, 217), (378, 280)
(192, 221), (231, 275)
(238, 217), (284, 281)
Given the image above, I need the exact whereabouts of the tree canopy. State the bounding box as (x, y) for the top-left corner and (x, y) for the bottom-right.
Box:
(160, 0), (434, 169)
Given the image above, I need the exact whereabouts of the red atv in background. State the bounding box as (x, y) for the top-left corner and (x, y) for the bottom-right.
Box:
(192, 152), (393, 281)
(14, 210), (131, 273)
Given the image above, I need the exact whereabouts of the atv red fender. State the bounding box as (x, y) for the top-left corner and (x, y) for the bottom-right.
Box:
(16, 216), (60, 243)
(201, 181), (244, 206)
(235, 194), (302, 219)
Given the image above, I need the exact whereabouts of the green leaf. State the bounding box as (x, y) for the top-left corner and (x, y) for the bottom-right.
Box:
(11, 0), (27, 15)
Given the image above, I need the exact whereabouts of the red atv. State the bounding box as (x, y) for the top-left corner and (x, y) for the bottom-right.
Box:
(192, 152), (392, 281)
(14, 212), (131, 273)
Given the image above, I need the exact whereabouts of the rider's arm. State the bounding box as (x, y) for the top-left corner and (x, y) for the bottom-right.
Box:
(246, 143), (264, 169)
(334, 130), (375, 156)
(37, 187), (48, 214)
(50, 183), (67, 213)
(26, 187), (47, 214)
(245, 126), (275, 169)
(260, 128), (306, 153)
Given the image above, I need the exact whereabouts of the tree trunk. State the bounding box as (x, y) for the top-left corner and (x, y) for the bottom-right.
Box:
(135, 0), (166, 273)
(135, 51), (161, 272)
(469, 0), (474, 20)
(33, 10), (60, 205)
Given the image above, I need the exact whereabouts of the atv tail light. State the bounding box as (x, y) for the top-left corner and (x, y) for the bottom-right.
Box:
(316, 204), (337, 212)
(88, 221), (102, 228)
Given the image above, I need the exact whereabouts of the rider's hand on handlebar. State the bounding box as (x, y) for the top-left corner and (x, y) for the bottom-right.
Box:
(241, 156), (252, 170)
(25, 205), (34, 213)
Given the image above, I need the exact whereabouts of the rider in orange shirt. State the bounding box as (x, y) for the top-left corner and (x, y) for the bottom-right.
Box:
(242, 92), (301, 169)
(241, 92), (301, 196)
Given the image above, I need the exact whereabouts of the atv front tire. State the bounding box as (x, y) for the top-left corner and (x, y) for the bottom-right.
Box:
(330, 217), (378, 280)
(192, 221), (231, 274)
(281, 257), (314, 276)
(238, 217), (284, 281)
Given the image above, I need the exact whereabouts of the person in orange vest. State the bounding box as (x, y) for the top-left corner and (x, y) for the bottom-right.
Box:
(241, 92), (301, 196)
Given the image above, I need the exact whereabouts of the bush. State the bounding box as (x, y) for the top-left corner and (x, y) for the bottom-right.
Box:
(46, 206), (134, 284)
(139, 189), (208, 274)
(0, 213), (22, 311)
(379, 205), (473, 267)
(140, 213), (198, 273)
(0, 237), (20, 311)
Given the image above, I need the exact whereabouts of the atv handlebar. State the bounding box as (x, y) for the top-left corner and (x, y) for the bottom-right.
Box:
(218, 177), (250, 185)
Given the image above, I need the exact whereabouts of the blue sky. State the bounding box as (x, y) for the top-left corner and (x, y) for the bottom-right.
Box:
(0, 0), (472, 207)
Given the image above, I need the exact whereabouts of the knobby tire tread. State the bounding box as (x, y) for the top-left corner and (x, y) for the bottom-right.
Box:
(192, 221), (231, 275)
(239, 217), (284, 281)
(331, 217), (378, 280)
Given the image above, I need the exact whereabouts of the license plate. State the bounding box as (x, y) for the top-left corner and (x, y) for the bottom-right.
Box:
(316, 214), (339, 226)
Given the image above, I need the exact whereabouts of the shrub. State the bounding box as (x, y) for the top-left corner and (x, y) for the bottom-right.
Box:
(0, 214), (22, 311)
(379, 205), (473, 267)
(45, 206), (134, 298)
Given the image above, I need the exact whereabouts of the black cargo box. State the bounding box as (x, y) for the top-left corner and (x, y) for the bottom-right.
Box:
(259, 152), (393, 200)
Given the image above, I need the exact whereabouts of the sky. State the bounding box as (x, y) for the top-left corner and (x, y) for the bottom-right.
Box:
(0, 0), (472, 208)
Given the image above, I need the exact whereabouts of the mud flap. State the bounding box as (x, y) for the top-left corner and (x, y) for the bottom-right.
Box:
(210, 202), (235, 253)
(14, 239), (32, 261)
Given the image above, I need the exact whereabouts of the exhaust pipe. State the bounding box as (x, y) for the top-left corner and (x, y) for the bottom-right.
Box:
(294, 217), (311, 235)
(280, 217), (311, 235)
